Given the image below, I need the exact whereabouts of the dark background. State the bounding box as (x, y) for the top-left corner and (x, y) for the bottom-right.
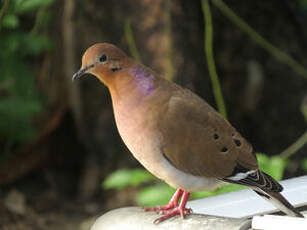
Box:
(0, 0), (306, 229)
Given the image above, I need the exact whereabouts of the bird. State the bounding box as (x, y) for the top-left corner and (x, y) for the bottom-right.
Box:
(73, 43), (303, 223)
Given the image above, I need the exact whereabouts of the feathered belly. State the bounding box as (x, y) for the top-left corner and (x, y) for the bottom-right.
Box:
(114, 110), (222, 192)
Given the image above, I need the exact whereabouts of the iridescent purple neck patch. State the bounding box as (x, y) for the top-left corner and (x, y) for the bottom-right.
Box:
(130, 67), (155, 96)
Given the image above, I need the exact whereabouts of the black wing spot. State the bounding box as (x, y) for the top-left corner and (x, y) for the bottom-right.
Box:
(213, 133), (219, 140)
(234, 139), (242, 147)
(221, 147), (228, 153)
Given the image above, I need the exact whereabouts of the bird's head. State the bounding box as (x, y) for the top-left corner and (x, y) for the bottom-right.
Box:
(73, 43), (130, 85)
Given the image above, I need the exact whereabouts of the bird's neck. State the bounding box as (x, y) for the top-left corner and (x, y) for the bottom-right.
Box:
(108, 64), (159, 106)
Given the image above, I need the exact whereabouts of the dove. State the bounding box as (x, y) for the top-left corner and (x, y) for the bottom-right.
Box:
(73, 43), (303, 223)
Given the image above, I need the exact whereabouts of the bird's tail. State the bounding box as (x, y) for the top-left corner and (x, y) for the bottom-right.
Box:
(253, 184), (304, 218)
(223, 168), (303, 217)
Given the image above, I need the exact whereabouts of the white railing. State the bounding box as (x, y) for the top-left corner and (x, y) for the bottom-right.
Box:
(188, 175), (307, 218)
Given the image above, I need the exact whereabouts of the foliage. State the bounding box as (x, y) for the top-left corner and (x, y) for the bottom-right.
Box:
(299, 0), (307, 9)
(301, 159), (307, 172)
(202, 0), (227, 119)
(103, 168), (155, 190)
(257, 153), (287, 180)
(211, 0), (307, 80)
(136, 184), (175, 206)
(0, 0), (53, 160)
(103, 153), (287, 206)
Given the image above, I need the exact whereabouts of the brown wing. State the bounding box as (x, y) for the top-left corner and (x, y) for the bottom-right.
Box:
(158, 86), (258, 179)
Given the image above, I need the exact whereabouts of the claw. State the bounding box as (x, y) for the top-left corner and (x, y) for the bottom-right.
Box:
(153, 206), (191, 223)
(144, 189), (191, 224)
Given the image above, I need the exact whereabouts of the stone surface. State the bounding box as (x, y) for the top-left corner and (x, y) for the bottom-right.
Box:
(90, 207), (250, 230)
(4, 189), (26, 215)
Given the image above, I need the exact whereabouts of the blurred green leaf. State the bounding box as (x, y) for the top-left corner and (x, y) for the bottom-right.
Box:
(0, 33), (21, 56)
(257, 153), (287, 180)
(191, 190), (212, 200)
(136, 184), (175, 206)
(22, 34), (52, 56)
(0, 0), (51, 160)
(15, 0), (53, 14)
(298, 0), (307, 8)
(2, 14), (19, 29)
(190, 190), (214, 200)
(191, 183), (245, 200)
(301, 158), (307, 172)
(31, 7), (53, 34)
(215, 183), (245, 194)
(103, 168), (155, 190)
(0, 97), (43, 141)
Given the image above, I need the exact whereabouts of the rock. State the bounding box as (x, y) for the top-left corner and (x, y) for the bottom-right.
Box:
(4, 189), (26, 215)
(90, 207), (250, 230)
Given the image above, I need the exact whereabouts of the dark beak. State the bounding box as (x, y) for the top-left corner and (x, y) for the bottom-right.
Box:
(72, 64), (94, 81)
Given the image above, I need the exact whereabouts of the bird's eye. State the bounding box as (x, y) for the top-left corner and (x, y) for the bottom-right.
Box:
(99, 54), (107, 62)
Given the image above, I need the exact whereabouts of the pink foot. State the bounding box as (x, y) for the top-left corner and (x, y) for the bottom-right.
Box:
(144, 189), (192, 223)
(144, 189), (183, 213)
(154, 205), (192, 224)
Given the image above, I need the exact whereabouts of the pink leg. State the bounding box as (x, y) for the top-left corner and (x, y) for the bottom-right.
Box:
(144, 189), (192, 224)
(144, 189), (183, 212)
(153, 191), (191, 223)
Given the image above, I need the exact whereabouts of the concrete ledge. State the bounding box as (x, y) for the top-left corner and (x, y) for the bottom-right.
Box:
(90, 207), (251, 230)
